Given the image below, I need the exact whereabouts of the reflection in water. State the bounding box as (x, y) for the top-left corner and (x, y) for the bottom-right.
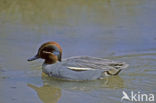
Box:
(28, 75), (124, 103)
(103, 76), (124, 89)
(41, 75), (124, 90)
(28, 84), (61, 103)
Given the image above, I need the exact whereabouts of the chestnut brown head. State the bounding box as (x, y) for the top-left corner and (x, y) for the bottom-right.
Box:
(28, 41), (62, 64)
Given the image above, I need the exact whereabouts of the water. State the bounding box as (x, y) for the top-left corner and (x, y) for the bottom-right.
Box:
(0, 0), (156, 103)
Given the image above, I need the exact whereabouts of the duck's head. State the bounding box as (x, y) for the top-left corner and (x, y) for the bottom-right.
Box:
(27, 41), (62, 64)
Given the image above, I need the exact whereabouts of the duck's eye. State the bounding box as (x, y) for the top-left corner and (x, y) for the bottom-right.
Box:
(42, 47), (54, 53)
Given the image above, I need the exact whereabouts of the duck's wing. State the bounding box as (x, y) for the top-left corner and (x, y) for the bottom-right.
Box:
(67, 67), (96, 71)
(62, 56), (128, 75)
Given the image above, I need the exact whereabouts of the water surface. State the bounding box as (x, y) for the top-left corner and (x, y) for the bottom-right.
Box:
(0, 0), (156, 103)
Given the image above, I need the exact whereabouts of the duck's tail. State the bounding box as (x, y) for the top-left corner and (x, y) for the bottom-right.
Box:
(104, 62), (129, 76)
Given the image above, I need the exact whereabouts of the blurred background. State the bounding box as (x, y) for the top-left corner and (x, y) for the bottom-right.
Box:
(0, 0), (156, 103)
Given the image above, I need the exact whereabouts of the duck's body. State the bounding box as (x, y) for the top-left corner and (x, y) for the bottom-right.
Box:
(42, 56), (128, 80)
(28, 41), (128, 81)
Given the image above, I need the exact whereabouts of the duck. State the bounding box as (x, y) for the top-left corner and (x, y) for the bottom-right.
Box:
(27, 41), (128, 81)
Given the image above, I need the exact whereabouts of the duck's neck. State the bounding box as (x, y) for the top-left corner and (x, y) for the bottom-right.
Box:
(44, 59), (57, 64)
(42, 61), (60, 75)
(42, 63), (49, 75)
